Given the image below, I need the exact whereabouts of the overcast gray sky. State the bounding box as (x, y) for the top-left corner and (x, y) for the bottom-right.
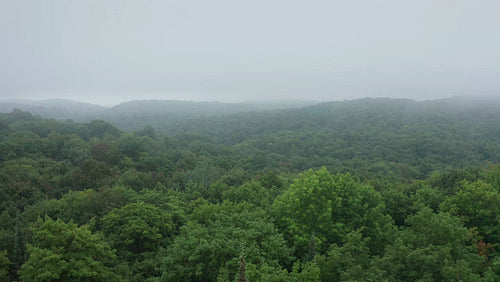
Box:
(1, 0), (499, 106)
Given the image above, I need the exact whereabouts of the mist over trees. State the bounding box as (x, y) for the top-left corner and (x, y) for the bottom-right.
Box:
(0, 97), (499, 281)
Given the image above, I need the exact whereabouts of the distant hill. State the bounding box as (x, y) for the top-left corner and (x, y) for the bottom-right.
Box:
(95, 99), (318, 131)
(0, 99), (106, 120)
(162, 96), (500, 138)
(0, 98), (317, 125)
(108, 100), (255, 115)
(107, 99), (317, 115)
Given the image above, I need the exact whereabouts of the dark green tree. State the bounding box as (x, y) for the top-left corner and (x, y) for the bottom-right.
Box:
(100, 201), (174, 280)
(441, 180), (500, 245)
(161, 201), (292, 282)
(376, 208), (489, 281)
(0, 250), (10, 281)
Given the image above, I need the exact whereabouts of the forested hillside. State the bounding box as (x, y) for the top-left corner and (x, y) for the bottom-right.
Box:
(0, 97), (499, 281)
(145, 97), (500, 179)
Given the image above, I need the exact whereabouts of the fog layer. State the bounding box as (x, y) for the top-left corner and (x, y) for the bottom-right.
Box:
(1, 0), (499, 105)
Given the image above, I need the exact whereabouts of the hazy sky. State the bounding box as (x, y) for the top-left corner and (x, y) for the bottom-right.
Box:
(1, 0), (499, 106)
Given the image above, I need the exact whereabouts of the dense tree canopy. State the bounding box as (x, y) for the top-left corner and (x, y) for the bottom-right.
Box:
(0, 97), (498, 280)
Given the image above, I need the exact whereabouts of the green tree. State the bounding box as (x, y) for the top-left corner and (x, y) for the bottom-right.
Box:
(100, 202), (174, 280)
(273, 167), (394, 259)
(23, 186), (137, 226)
(0, 158), (46, 211)
(72, 159), (116, 190)
(0, 131), (41, 160)
(316, 230), (384, 281)
(441, 180), (500, 245)
(19, 217), (121, 281)
(0, 250), (10, 281)
(376, 208), (487, 281)
(100, 202), (173, 257)
(222, 181), (273, 208)
(87, 120), (120, 138)
(161, 201), (292, 282)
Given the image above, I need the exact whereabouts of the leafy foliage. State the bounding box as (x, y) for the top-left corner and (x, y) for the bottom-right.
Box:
(273, 168), (394, 258)
(0, 97), (498, 280)
(161, 201), (291, 281)
(19, 217), (121, 281)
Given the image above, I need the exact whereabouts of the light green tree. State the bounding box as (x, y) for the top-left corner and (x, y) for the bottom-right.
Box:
(19, 217), (121, 281)
(273, 167), (394, 259)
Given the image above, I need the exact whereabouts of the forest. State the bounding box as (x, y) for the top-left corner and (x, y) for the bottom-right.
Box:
(0, 97), (499, 281)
